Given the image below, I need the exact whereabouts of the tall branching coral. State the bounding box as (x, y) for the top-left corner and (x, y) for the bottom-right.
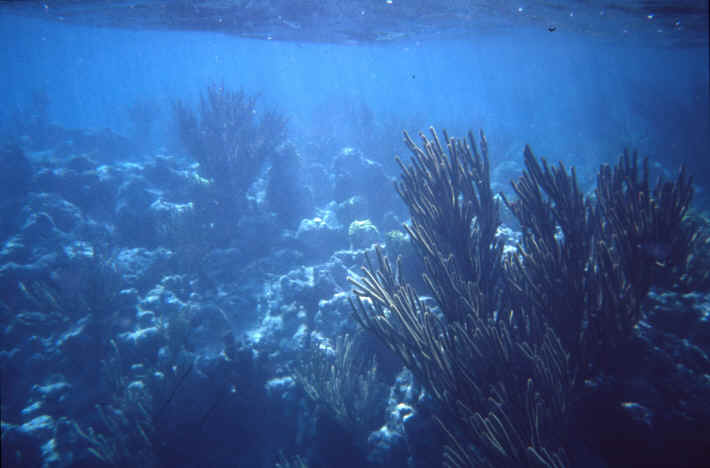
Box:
(596, 149), (707, 292)
(395, 129), (504, 322)
(349, 128), (571, 467)
(501, 146), (600, 376)
(173, 83), (287, 211)
(349, 126), (704, 467)
(502, 146), (704, 377)
(351, 247), (571, 468)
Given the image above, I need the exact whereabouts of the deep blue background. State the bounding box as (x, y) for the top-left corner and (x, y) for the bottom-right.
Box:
(1, 14), (708, 177)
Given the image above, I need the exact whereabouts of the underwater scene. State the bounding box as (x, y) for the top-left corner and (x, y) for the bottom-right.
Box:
(1, 1), (709, 467)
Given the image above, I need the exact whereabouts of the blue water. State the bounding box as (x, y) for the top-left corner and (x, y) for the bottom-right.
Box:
(2, 15), (707, 170)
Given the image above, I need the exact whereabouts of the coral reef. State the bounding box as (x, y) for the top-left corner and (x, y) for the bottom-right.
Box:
(349, 127), (706, 467)
(2, 100), (708, 468)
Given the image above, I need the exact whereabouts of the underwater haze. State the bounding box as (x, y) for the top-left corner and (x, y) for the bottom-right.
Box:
(1, 1), (709, 468)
